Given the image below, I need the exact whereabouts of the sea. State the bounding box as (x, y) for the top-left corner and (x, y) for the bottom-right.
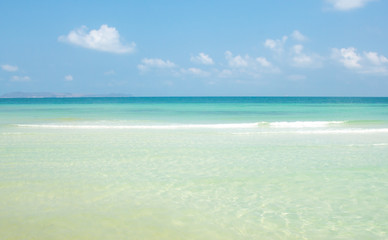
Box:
(0, 97), (387, 240)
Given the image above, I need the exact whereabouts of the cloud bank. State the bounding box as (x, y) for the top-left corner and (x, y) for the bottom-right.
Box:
(136, 29), (386, 82)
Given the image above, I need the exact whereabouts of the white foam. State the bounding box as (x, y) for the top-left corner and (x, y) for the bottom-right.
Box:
(233, 128), (388, 135)
(268, 121), (344, 128)
(372, 143), (388, 146)
(16, 122), (260, 130)
(295, 128), (388, 134)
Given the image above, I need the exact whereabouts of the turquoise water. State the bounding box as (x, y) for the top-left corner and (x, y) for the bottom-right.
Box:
(1, 97), (388, 239)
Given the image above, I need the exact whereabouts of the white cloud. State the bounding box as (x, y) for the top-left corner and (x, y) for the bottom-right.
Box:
(361, 51), (388, 74)
(223, 51), (280, 79)
(332, 47), (388, 74)
(290, 44), (323, 68)
(182, 67), (210, 77)
(291, 30), (307, 41)
(292, 44), (304, 54)
(364, 51), (388, 65)
(64, 75), (73, 81)
(59, 24), (135, 54)
(1, 64), (18, 72)
(264, 32), (323, 68)
(137, 51), (279, 80)
(326, 0), (376, 11)
(359, 66), (388, 74)
(332, 47), (362, 68)
(218, 69), (234, 78)
(138, 58), (176, 72)
(191, 53), (214, 65)
(256, 57), (272, 67)
(293, 54), (314, 66)
(11, 76), (30, 82)
(187, 68), (204, 74)
(264, 36), (288, 54)
(225, 51), (249, 68)
(290, 44), (316, 67)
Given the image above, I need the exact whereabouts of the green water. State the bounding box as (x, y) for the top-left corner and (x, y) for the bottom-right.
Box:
(1, 97), (388, 239)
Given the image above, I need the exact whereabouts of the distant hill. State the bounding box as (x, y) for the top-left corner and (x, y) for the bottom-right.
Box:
(0, 92), (133, 98)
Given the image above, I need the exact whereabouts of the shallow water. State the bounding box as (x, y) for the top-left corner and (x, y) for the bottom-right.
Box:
(1, 97), (388, 239)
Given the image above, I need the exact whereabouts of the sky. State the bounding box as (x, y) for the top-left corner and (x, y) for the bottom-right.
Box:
(1, 0), (388, 96)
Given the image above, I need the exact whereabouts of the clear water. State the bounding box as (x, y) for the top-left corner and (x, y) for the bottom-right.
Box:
(1, 97), (388, 239)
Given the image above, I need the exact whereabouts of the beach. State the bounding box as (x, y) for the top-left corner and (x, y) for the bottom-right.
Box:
(1, 97), (388, 239)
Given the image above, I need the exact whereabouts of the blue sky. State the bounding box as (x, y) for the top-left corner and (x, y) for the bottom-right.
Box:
(1, 0), (387, 96)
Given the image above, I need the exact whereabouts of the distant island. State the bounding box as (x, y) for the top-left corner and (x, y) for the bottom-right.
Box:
(0, 92), (133, 98)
